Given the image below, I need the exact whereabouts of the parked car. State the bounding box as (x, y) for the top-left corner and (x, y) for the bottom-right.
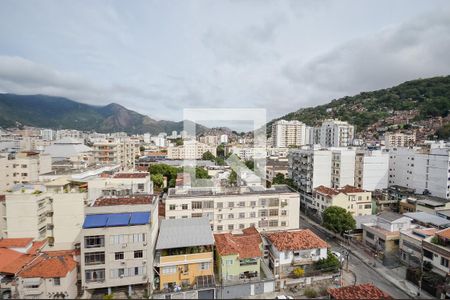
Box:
(276, 295), (294, 299)
(332, 251), (345, 263)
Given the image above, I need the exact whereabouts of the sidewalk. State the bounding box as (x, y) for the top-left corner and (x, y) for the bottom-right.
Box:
(301, 216), (435, 299)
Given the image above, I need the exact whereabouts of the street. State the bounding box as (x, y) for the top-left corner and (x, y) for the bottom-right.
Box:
(299, 217), (412, 299)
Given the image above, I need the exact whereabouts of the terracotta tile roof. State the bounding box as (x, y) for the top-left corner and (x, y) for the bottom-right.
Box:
(27, 240), (48, 255)
(44, 249), (79, 257)
(265, 229), (329, 251)
(0, 249), (34, 275)
(0, 238), (33, 248)
(113, 173), (148, 179)
(18, 254), (76, 278)
(93, 195), (154, 206)
(315, 185), (339, 196)
(214, 226), (262, 259)
(328, 283), (393, 299)
(315, 185), (366, 196)
(437, 228), (450, 239)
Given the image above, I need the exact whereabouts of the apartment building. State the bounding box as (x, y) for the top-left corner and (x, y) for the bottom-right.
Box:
(384, 132), (416, 148)
(288, 148), (332, 193)
(91, 137), (140, 170)
(0, 151), (52, 192)
(263, 229), (328, 287)
(331, 149), (355, 188)
(165, 185), (300, 233)
(362, 212), (412, 266)
(312, 185), (372, 217)
(1, 180), (86, 249)
(87, 172), (153, 203)
(422, 228), (450, 278)
(198, 135), (219, 147)
(354, 150), (389, 191)
(80, 194), (159, 297)
(154, 217), (215, 299)
(167, 140), (216, 160)
(389, 147), (450, 199)
(317, 119), (354, 148)
(399, 227), (437, 267)
(271, 120), (307, 148)
(44, 137), (93, 167)
(266, 158), (289, 184)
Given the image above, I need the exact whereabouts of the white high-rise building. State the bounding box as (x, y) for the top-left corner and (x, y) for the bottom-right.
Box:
(354, 150), (389, 191)
(167, 140), (216, 160)
(220, 134), (229, 144)
(384, 132), (416, 148)
(318, 119), (354, 147)
(143, 133), (151, 144)
(40, 129), (55, 141)
(271, 120), (307, 148)
(331, 149), (356, 188)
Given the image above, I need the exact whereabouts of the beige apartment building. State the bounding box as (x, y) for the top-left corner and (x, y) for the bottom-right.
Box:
(91, 138), (140, 170)
(165, 185), (300, 233)
(312, 185), (373, 217)
(0, 179), (86, 248)
(0, 151), (51, 192)
(80, 195), (159, 297)
(167, 140), (216, 160)
(271, 120), (307, 148)
(384, 132), (416, 148)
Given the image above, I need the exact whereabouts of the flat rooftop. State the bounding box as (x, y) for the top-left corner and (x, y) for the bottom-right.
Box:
(92, 195), (155, 207)
(168, 184), (295, 198)
(82, 212), (151, 229)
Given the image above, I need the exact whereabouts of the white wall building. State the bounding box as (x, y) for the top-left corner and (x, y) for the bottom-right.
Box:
(355, 150), (389, 191)
(318, 119), (354, 148)
(384, 132), (416, 148)
(167, 140), (216, 160)
(271, 120), (307, 148)
(331, 149), (355, 188)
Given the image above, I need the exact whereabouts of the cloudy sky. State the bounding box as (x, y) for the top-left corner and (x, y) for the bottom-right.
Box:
(1, 1), (450, 124)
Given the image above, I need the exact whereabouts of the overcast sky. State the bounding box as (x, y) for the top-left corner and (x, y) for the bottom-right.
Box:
(1, 1), (450, 124)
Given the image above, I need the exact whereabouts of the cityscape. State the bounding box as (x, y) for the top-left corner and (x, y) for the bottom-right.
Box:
(1, 1), (450, 300)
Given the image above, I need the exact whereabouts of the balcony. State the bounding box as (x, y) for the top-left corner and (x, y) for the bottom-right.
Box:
(155, 246), (213, 267)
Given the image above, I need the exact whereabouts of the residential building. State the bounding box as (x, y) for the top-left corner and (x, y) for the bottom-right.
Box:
(422, 228), (450, 278)
(80, 194), (159, 297)
(327, 283), (392, 299)
(1, 180), (86, 249)
(362, 212), (413, 266)
(318, 119), (354, 148)
(214, 226), (262, 283)
(384, 132), (416, 148)
(91, 137), (140, 170)
(263, 229), (328, 288)
(154, 217), (215, 299)
(403, 212), (450, 229)
(312, 185), (372, 217)
(87, 172), (153, 203)
(198, 135), (219, 147)
(354, 150), (389, 191)
(266, 158), (289, 184)
(331, 149), (355, 188)
(167, 140), (216, 160)
(16, 253), (78, 299)
(288, 148), (332, 194)
(44, 137), (93, 164)
(399, 227), (437, 267)
(165, 185), (300, 233)
(271, 120), (307, 148)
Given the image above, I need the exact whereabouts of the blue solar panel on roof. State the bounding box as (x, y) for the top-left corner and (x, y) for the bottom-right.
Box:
(106, 213), (131, 227)
(83, 214), (108, 229)
(130, 212), (150, 225)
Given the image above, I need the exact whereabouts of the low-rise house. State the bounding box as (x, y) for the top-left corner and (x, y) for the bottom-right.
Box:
(422, 228), (450, 277)
(362, 212), (412, 266)
(328, 283), (392, 299)
(214, 227), (262, 284)
(399, 228), (437, 267)
(403, 212), (450, 229)
(312, 185), (373, 218)
(153, 217), (215, 299)
(16, 253), (78, 299)
(263, 229), (328, 287)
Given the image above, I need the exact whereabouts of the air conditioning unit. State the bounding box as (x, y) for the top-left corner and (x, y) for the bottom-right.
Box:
(143, 242), (147, 246)
(142, 275), (147, 280)
(120, 261), (126, 265)
(122, 243), (127, 248)
(143, 260), (147, 264)
(120, 274), (124, 278)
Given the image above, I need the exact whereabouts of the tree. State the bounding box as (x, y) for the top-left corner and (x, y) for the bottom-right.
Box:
(322, 206), (356, 235)
(272, 173), (286, 185)
(202, 151), (216, 161)
(244, 160), (254, 171)
(139, 145), (145, 152)
(292, 267), (304, 278)
(216, 144), (225, 157)
(151, 174), (164, 189)
(314, 250), (340, 272)
(229, 170), (237, 185)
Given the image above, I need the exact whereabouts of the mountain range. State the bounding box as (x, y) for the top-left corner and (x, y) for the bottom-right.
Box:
(0, 94), (207, 135)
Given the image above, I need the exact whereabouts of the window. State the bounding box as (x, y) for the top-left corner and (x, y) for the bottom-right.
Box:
(225, 259), (233, 265)
(239, 212), (245, 218)
(192, 213), (203, 218)
(169, 204), (175, 210)
(250, 201), (256, 207)
(182, 204), (188, 210)
(269, 198), (279, 207)
(250, 212), (256, 218)
(134, 250), (143, 259)
(115, 252), (124, 260)
(85, 252), (105, 265)
(228, 224), (234, 230)
(259, 210), (267, 217)
(239, 201), (245, 207)
(281, 221), (287, 226)
(85, 269), (105, 282)
(269, 209), (278, 216)
(217, 225), (223, 231)
(137, 183), (145, 190)
(118, 268), (125, 277)
(217, 202), (223, 209)
(228, 213), (234, 219)
(53, 278), (60, 286)
(366, 231), (375, 240)
(84, 236), (105, 248)
(259, 199), (267, 206)
(192, 201), (202, 209)
(199, 262), (210, 270)
(204, 201), (214, 209)
(269, 220), (278, 227)
(441, 257), (449, 268)
(364, 204), (371, 209)
(281, 210), (287, 216)
(228, 202), (234, 208)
